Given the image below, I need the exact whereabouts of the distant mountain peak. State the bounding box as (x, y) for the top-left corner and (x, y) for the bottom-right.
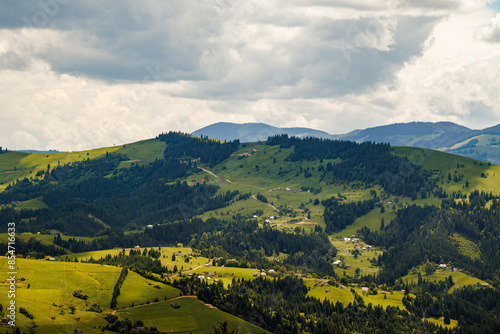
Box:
(191, 122), (333, 143)
(191, 121), (500, 164)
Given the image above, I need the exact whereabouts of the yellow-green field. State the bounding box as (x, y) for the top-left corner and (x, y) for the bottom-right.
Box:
(0, 258), (121, 333)
(65, 246), (211, 271)
(425, 316), (459, 329)
(116, 297), (270, 334)
(0, 139), (165, 192)
(4, 197), (48, 210)
(394, 146), (500, 194)
(403, 266), (486, 292)
(306, 281), (407, 310)
(116, 270), (180, 308)
(186, 266), (265, 287)
(329, 239), (380, 277)
(338, 207), (397, 237)
(449, 233), (482, 262)
(0, 232), (103, 249)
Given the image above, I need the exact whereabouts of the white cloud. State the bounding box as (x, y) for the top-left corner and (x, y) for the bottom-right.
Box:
(475, 13), (500, 42)
(0, 0), (499, 150)
(12, 130), (40, 150)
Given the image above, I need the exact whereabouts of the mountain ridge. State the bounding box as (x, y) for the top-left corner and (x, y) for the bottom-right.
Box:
(191, 121), (500, 164)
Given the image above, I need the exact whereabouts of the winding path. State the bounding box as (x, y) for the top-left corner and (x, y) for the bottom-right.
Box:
(112, 295), (217, 315)
(198, 167), (265, 190)
(252, 194), (278, 211)
(169, 261), (212, 278)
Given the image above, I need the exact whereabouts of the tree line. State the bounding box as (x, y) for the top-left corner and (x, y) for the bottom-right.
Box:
(173, 276), (451, 334)
(266, 134), (436, 199)
(157, 131), (240, 167)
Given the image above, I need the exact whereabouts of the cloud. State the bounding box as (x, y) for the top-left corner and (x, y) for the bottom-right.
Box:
(0, 0), (499, 150)
(12, 130), (40, 150)
(0, 51), (29, 70)
(0, 0), (442, 93)
(475, 13), (500, 42)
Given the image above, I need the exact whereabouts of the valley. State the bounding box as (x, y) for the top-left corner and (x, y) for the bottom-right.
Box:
(0, 132), (499, 333)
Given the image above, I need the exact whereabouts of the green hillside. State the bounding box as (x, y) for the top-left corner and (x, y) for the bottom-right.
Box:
(0, 139), (165, 192)
(0, 259), (121, 334)
(394, 146), (500, 194)
(1, 133), (500, 333)
(116, 297), (270, 334)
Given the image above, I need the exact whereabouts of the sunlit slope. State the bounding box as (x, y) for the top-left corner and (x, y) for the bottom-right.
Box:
(0, 258), (121, 333)
(393, 146), (500, 194)
(0, 139), (165, 192)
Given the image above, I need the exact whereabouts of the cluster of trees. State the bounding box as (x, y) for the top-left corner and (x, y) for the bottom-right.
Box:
(110, 268), (128, 309)
(84, 250), (168, 276)
(56, 215), (336, 277)
(358, 191), (500, 283)
(0, 147), (7, 154)
(173, 276), (450, 334)
(104, 314), (159, 334)
(0, 236), (67, 259)
(19, 307), (34, 319)
(322, 197), (375, 232)
(266, 135), (434, 199)
(255, 192), (268, 203)
(0, 154), (239, 236)
(193, 220), (336, 276)
(157, 131), (240, 167)
(403, 285), (500, 332)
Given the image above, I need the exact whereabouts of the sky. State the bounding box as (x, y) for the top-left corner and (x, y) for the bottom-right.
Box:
(1, 0), (500, 151)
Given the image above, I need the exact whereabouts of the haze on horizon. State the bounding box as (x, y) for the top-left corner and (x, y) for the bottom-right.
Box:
(1, 0), (500, 151)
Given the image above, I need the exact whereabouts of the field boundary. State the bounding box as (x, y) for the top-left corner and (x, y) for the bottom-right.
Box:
(112, 295), (217, 315)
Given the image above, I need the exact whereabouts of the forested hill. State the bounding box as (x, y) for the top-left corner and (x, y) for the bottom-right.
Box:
(267, 134), (433, 199)
(157, 131), (240, 167)
(191, 121), (500, 164)
(2, 131), (500, 333)
(0, 132), (241, 236)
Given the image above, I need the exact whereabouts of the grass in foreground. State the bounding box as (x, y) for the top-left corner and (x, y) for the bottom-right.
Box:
(0, 258), (121, 333)
(115, 296), (270, 334)
(116, 270), (180, 308)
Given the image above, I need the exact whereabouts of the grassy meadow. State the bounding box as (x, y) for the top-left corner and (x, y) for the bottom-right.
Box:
(115, 297), (270, 334)
(0, 138), (165, 192)
(0, 258), (121, 333)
